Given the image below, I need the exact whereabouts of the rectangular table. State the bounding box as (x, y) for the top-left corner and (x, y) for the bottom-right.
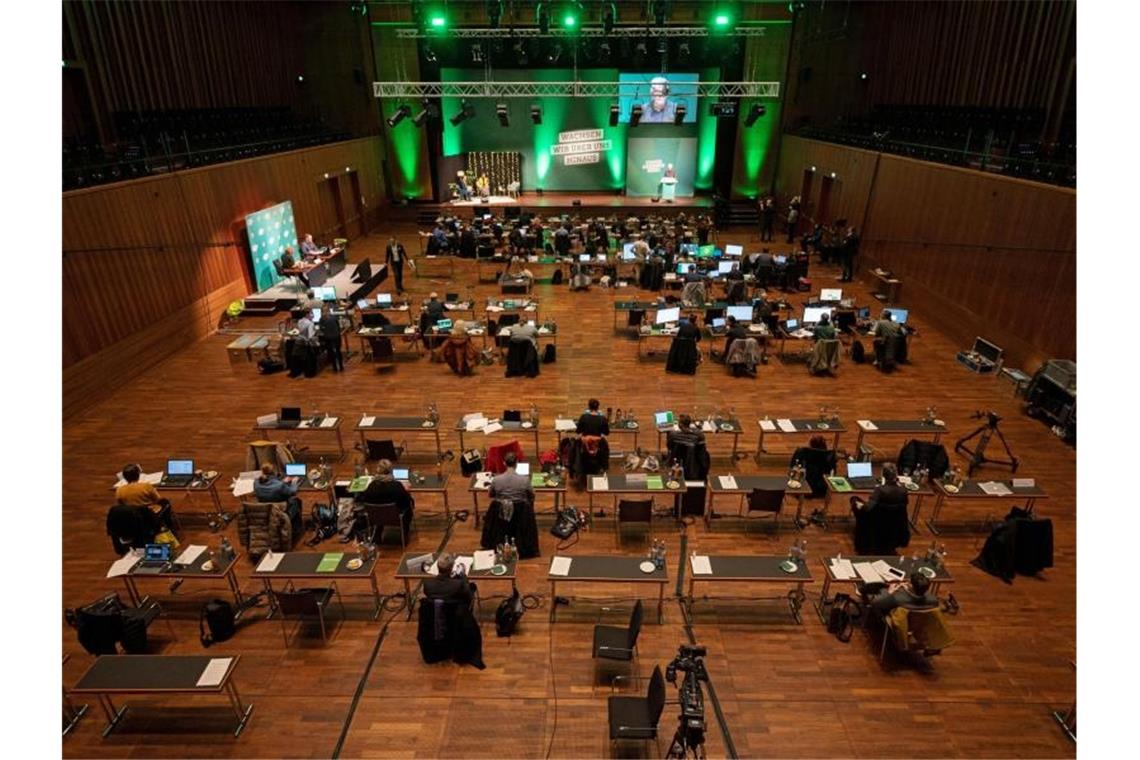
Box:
(355, 415), (443, 458)
(854, 418), (948, 457)
(636, 329), (678, 359)
(468, 472), (566, 526)
(356, 325), (424, 359)
(335, 473), (452, 519)
(686, 555), (813, 623)
(395, 551), (518, 619)
(486, 300), (540, 323)
(613, 300), (662, 331)
(814, 555), (954, 624)
(824, 473), (935, 531)
(656, 418), (746, 461)
(455, 416), (542, 459)
(110, 470), (227, 527)
(547, 555), (669, 623)
(252, 550), (383, 620)
(254, 414), (346, 461)
(415, 255), (456, 279)
(706, 474), (813, 529)
(926, 478), (1048, 534)
(586, 474), (687, 520)
(495, 326), (558, 359)
(552, 417), (642, 452)
(360, 303), (414, 324)
(70, 655), (252, 737)
(120, 549), (244, 611)
(756, 418), (846, 454)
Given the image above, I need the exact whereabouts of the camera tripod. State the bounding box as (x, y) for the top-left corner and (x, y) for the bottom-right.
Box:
(955, 411), (1020, 476)
(666, 723), (707, 759)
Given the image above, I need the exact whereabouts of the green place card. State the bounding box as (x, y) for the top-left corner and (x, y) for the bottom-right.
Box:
(828, 476), (852, 492)
(317, 553), (344, 572)
(646, 476), (664, 490)
(531, 473), (547, 487)
(348, 477), (371, 493)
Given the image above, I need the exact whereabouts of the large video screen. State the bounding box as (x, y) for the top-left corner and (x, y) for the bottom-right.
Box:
(245, 201), (298, 292)
(618, 72), (699, 124)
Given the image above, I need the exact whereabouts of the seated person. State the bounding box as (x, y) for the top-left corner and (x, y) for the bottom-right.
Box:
(280, 246), (298, 270)
(869, 571), (939, 617)
(502, 256), (534, 284)
(357, 459), (415, 534)
(666, 414), (706, 449)
(295, 309), (318, 342)
(420, 292), (446, 333)
(489, 452), (534, 506)
(423, 553), (474, 605)
(871, 308), (903, 366)
(683, 264), (705, 283)
(115, 463), (174, 530)
(813, 312), (837, 340)
(508, 320), (539, 348)
(723, 314), (748, 358)
(300, 233), (320, 257)
(253, 463), (302, 522)
(456, 172), (472, 201)
(576, 398), (610, 436)
(725, 263), (744, 282)
(850, 462), (910, 554)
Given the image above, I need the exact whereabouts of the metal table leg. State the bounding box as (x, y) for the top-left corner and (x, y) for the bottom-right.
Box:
(225, 680), (254, 737)
(99, 694), (128, 737)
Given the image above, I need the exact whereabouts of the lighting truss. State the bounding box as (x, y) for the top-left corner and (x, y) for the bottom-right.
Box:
(394, 25), (769, 39)
(373, 81), (780, 98)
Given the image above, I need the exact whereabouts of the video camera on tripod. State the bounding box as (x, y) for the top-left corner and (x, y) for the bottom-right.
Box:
(956, 409), (1019, 475)
(665, 644), (708, 759)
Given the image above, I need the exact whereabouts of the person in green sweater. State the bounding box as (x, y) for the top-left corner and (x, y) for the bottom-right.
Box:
(813, 312), (837, 340)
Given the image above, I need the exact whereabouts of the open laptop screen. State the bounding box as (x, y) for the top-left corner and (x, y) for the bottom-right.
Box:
(846, 461), (873, 479)
(166, 459), (193, 476)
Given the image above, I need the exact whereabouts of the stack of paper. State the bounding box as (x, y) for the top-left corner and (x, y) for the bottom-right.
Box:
(107, 554), (141, 578)
(830, 558), (856, 580)
(473, 550), (496, 571)
(465, 417), (487, 432)
(483, 422), (503, 434)
(853, 562), (883, 583)
(719, 475), (738, 490)
(474, 472), (494, 489)
(592, 476), (609, 491)
(871, 560), (906, 581)
(1012, 478), (1036, 488)
(690, 555), (713, 575)
(555, 418), (577, 432)
(232, 470), (261, 497)
(759, 419), (777, 432)
(257, 552), (284, 572)
(979, 481), (1013, 496)
(360, 415), (376, 427)
(196, 658), (233, 687)
(454, 556), (475, 574)
(175, 545), (207, 566)
(550, 556), (573, 576)
(320, 417), (338, 428)
(776, 418), (797, 433)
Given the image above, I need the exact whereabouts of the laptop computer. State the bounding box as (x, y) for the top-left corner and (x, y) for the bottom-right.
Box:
(711, 317), (726, 330)
(284, 462), (307, 480)
(375, 292), (393, 305)
(857, 307), (871, 320)
(446, 293), (460, 302)
(502, 409), (523, 422)
(279, 407), (302, 428)
(162, 459), (194, 487)
(133, 543), (174, 575)
(846, 461), (873, 481)
(515, 462), (531, 476)
(654, 411), (675, 427)
(773, 255), (788, 265)
(356, 298), (371, 310)
(783, 318), (799, 331)
(392, 467), (410, 482)
(436, 319), (453, 330)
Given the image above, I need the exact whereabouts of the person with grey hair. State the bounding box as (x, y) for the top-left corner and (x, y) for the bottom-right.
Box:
(424, 552), (474, 604)
(641, 76), (678, 123)
(490, 452), (534, 506)
(356, 458), (414, 535)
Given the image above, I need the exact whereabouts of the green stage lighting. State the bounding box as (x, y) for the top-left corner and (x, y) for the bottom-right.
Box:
(429, 15), (447, 30)
(563, 14), (577, 28)
(710, 6), (734, 32)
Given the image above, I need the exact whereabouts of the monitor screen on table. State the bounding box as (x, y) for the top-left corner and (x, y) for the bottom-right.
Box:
(711, 317), (726, 329)
(515, 462), (530, 476)
(889, 308), (909, 324)
(803, 306), (832, 324)
(718, 261), (734, 274)
(724, 244), (743, 257)
(773, 255), (788, 265)
(393, 468), (410, 481)
(312, 286), (337, 301)
(623, 243), (635, 256)
(727, 305), (753, 322)
(285, 462), (307, 477)
(820, 288), (842, 302)
(166, 459), (193, 476)
(654, 411), (675, 426)
(680, 243), (698, 256)
(846, 461), (873, 479)
(376, 292), (393, 305)
(656, 307), (680, 324)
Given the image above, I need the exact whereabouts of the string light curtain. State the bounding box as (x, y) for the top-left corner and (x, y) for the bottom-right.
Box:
(466, 151), (521, 195)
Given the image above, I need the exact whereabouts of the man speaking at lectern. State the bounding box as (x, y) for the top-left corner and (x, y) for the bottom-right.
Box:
(660, 163), (678, 202)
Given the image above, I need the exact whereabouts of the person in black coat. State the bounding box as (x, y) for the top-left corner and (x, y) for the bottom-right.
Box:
(666, 319), (702, 374)
(851, 463), (911, 554)
(423, 553), (474, 605)
(318, 311), (343, 372)
(870, 572), (939, 615)
(385, 237), (409, 294)
(576, 399), (610, 437)
(357, 459), (415, 534)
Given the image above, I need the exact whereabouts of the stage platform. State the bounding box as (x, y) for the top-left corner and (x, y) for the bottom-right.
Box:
(428, 191), (713, 219)
(241, 262), (387, 316)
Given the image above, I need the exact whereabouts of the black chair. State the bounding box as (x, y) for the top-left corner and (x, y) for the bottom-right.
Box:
(616, 499), (654, 547)
(593, 600), (643, 692)
(66, 593), (164, 655)
(417, 597), (486, 669)
(897, 439), (950, 480)
(607, 665), (667, 756)
(667, 439), (711, 481)
(505, 340), (540, 378)
(743, 488), (787, 535)
(665, 336), (700, 375)
(359, 501), (412, 550)
(272, 582), (345, 646)
(106, 504), (162, 556)
(362, 439), (405, 464)
(790, 447), (838, 498)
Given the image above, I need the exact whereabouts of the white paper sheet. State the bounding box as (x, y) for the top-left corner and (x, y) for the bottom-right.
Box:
(549, 556), (573, 576)
(776, 418), (796, 433)
(256, 413), (278, 426)
(483, 422), (503, 434)
(175, 545), (207, 566)
(555, 418), (577, 432)
(857, 419), (878, 431)
(719, 475), (738, 490)
(853, 562), (883, 583)
(256, 552), (283, 572)
(297, 420), (312, 429)
(113, 471), (164, 488)
(107, 554), (141, 578)
(591, 476), (609, 491)
(690, 555), (713, 575)
(360, 415), (376, 427)
(320, 417), (338, 428)
(979, 481), (1013, 496)
(455, 555), (475, 574)
(473, 550), (496, 571)
(759, 419), (777, 431)
(466, 418), (487, 432)
(830, 558), (856, 580)
(1012, 478), (1036, 488)
(462, 412), (486, 422)
(196, 657), (233, 687)
(871, 560), (905, 581)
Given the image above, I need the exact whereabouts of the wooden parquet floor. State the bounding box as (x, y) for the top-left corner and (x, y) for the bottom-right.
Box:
(62, 227), (1076, 758)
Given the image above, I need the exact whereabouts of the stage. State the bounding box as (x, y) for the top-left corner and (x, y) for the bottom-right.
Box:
(443, 191), (713, 213)
(241, 261), (387, 316)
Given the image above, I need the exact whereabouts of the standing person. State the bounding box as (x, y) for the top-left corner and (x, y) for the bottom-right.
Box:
(761, 198), (775, 242)
(385, 237), (408, 295)
(840, 226), (860, 282)
(319, 309), (344, 372)
(786, 202), (800, 243)
(697, 215), (711, 246)
(576, 399), (610, 437)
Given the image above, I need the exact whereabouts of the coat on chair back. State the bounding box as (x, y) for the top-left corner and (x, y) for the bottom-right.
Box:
(237, 502), (293, 558)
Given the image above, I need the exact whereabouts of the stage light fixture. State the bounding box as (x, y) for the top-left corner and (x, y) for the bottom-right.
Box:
(673, 104), (687, 125)
(547, 43), (563, 63)
(486, 0), (503, 28)
(536, 4), (550, 34)
(450, 100), (475, 127)
(635, 41), (647, 57)
(678, 41), (691, 59)
(710, 5), (734, 32)
(530, 104), (543, 125)
(710, 100), (737, 117)
(602, 2), (616, 34)
(560, 2), (581, 30)
(387, 104), (412, 128)
(744, 103), (767, 127)
(423, 44), (437, 62)
(656, 37), (667, 54)
(513, 39), (529, 65)
(599, 41), (612, 60)
(860, 72), (869, 81)
(630, 104), (643, 127)
(496, 103), (510, 127)
(471, 43), (484, 63)
(609, 104), (620, 127)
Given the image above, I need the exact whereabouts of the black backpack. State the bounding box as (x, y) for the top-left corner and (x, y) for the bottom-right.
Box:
(495, 590), (524, 637)
(551, 269), (564, 285)
(257, 357), (285, 374)
(826, 593), (861, 642)
(307, 502), (337, 545)
(542, 344), (556, 363)
(200, 599), (236, 647)
(850, 340), (866, 364)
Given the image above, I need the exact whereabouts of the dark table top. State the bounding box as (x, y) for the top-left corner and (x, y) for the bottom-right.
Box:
(758, 418), (847, 434)
(357, 325), (419, 336)
(859, 419), (947, 433)
(396, 552), (517, 579)
(548, 555), (669, 582)
(827, 474), (935, 496)
(255, 415), (340, 430)
(821, 555), (954, 583)
(588, 474), (688, 494)
(656, 419), (743, 434)
(356, 415), (437, 430)
(691, 555), (813, 582)
(72, 655), (239, 693)
(252, 551), (377, 577)
(454, 418), (539, 433)
(127, 549), (239, 579)
(708, 475), (812, 495)
(935, 479), (1048, 499)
